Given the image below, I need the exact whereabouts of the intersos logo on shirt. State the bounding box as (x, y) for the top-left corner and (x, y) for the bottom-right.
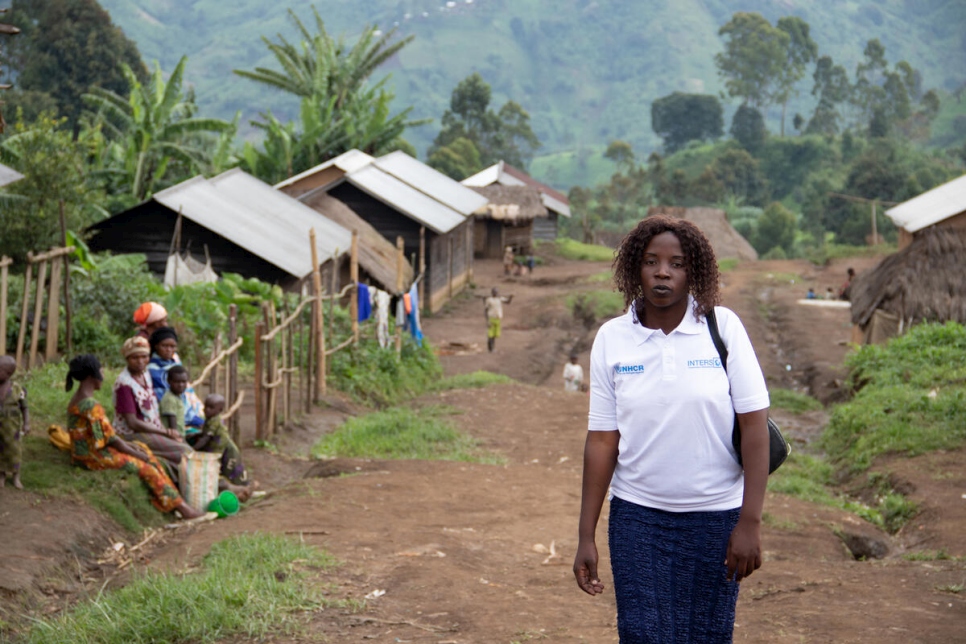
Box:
(687, 357), (722, 369)
(614, 363), (646, 374)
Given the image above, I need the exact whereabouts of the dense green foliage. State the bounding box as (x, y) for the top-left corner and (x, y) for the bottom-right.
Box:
(822, 322), (966, 473)
(96, 0), (966, 165)
(651, 92), (724, 153)
(3, 0), (146, 130)
(427, 72), (540, 178)
(328, 337), (443, 407)
(22, 534), (336, 644)
(312, 405), (500, 463)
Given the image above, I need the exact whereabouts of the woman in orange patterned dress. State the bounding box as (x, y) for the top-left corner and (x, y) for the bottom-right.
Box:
(66, 354), (204, 519)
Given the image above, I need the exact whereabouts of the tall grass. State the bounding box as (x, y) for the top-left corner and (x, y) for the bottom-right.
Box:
(769, 388), (823, 414)
(312, 406), (502, 464)
(432, 371), (513, 391)
(21, 534), (337, 644)
(329, 337), (443, 407)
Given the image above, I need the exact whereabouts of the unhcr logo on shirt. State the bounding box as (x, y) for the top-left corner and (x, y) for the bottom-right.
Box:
(687, 357), (722, 369)
(614, 363), (646, 375)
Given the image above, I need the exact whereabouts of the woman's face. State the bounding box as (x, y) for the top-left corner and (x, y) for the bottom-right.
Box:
(125, 353), (149, 375)
(156, 338), (178, 361)
(639, 231), (689, 312)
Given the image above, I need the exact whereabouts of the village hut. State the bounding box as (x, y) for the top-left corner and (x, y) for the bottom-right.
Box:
(886, 173), (966, 249)
(462, 161), (571, 241)
(87, 169), (352, 290)
(296, 191), (413, 294)
(644, 206), (758, 261)
(277, 150), (487, 313)
(468, 184), (548, 258)
(849, 226), (966, 344)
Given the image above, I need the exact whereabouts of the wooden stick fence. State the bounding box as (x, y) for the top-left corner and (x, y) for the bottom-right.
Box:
(11, 247), (72, 369)
(189, 304), (245, 442)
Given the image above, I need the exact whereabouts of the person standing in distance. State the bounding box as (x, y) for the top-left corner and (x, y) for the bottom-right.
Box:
(573, 215), (770, 643)
(483, 287), (513, 353)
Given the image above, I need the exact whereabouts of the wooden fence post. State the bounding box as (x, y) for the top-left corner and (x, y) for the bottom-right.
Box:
(395, 236), (404, 355)
(419, 226), (426, 315)
(15, 260), (32, 368)
(228, 304), (239, 442)
(351, 230), (359, 343)
(254, 321), (264, 441)
(208, 335), (221, 398)
(0, 256), (10, 356)
(28, 258), (48, 369)
(59, 201), (72, 355)
(309, 229), (326, 399)
(45, 252), (62, 362)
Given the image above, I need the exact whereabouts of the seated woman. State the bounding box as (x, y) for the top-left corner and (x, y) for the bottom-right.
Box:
(66, 354), (204, 519)
(133, 302), (170, 341)
(148, 327), (204, 430)
(113, 336), (190, 470)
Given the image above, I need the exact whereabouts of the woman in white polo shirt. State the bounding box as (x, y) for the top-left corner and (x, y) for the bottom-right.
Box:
(573, 216), (770, 643)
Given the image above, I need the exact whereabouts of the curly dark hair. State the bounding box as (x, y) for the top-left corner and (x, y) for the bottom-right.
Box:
(612, 215), (720, 321)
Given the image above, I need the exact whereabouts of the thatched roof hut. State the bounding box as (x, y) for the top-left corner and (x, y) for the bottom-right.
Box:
(298, 191), (413, 294)
(645, 206), (758, 261)
(849, 226), (966, 343)
(471, 185), (548, 223)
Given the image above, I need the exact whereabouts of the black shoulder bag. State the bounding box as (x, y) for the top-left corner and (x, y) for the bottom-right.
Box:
(706, 309), (790, 474)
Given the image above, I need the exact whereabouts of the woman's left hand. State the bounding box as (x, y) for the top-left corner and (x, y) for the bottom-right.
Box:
(725, 516), (761, 582)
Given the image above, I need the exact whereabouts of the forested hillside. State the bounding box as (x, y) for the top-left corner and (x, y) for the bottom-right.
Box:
(98, 0), (966, 178)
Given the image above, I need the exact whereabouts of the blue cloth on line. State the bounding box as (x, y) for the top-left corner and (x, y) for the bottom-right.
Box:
(608, 496), (740, 643)
(407, 283), (423, 346)
(357, 283), (372, 322)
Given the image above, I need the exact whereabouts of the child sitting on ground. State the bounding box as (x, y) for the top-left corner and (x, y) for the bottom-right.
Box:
(0, 356), (29, 489)
(194, 393), (256, 502)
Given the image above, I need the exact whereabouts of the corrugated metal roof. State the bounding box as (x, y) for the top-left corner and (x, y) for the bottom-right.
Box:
(886, 173), (966, 233)
(210, 169), (352, 261)
(0, 162), (24, 188)
(374, 150), (487, 216)
(461, 161), (571, 217)
(274, 149), (374, 191)
(154, 172), (348, 279)
(347, 164), (466, 234)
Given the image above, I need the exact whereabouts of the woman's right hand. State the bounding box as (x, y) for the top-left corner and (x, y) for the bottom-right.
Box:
(573, 540), (605, 595)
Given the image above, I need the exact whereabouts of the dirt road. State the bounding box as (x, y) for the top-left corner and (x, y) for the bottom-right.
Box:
(5, 251), (966, 642)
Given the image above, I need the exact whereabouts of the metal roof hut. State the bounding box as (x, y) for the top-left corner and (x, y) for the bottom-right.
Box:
(645, 206), (758, 261)
(295, 191), (413, 294)
(849, 226), (966, 344)
(886, 173), (966, 250)
(88, 170), (352, 290)
(278, 150), (487, 313)
(462, 161), (571, 242)
(469, 184), (548, 258)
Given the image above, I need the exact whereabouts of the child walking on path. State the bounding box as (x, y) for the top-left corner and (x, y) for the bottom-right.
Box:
(0, 356), (28, 489)
(483, 288), (513, 353)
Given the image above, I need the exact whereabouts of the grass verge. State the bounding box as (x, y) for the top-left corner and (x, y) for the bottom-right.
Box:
(329, 337), (443, 407)
(19, 534), (337, 644)
(312, 406), (503, 464)
(554, 238), (614, 262)
(432, 371), (514, 391)
(769, 388), (823, 414)
(567, 290), (625, 323)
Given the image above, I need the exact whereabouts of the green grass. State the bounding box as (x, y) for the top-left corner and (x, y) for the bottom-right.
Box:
(567, 290), (625, 323)
(432, 371), (513, 391)
(822, 322), (966, 473)
(15, 363), (165, 532)
(717, 258), (739, 272)
(585, 270), (613, 283)
(902, 549), (961, 562)
(770, 388), (823, 415)
(19, 534), (337, 644)
(329, 337), (443, 408)
(554, 238), (615, 262)
(311, 406), (503, 464)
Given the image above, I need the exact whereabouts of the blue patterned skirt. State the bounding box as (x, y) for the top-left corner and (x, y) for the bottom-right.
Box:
(608, 495), (741, 643)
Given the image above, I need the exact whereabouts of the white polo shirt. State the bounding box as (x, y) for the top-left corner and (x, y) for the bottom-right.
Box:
(588, 297), (769, 512)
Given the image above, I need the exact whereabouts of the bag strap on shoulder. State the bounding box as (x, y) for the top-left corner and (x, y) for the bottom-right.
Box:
(706, 308), (728, 373)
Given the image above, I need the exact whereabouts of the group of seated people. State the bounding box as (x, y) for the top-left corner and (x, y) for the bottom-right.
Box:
(65, 302), (255, 520)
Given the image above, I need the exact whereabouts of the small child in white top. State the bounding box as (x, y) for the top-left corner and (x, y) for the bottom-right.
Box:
(563, 353), (584, 392)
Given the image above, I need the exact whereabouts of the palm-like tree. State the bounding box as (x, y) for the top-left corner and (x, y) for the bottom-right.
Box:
(84, 56), (234, 202)
(235, 9), (425, 173)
